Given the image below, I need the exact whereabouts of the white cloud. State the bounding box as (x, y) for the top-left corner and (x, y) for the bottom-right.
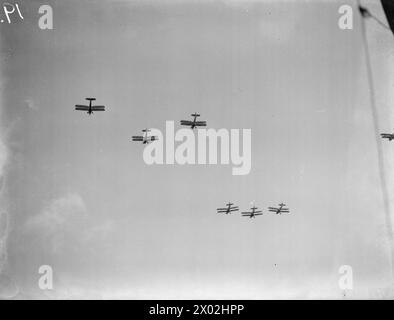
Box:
(0, 211), (9, 273)
(25, 194), (88, 254)
(0, 125), (8, 276)
(24, 99), (38, 111)
(26, 194), (87, 232)
(0, 274), (19, 299)
(24, 193), (114, 255)
(82, 220), (115, 243)
(0, 137), (6, 178)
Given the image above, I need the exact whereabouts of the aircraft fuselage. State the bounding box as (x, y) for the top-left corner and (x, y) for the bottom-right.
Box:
(86, 100), (93, 115)
(190, 115), (198, 129)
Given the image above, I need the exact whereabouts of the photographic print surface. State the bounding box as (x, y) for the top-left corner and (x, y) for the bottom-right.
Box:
(1, 0), (394, 299)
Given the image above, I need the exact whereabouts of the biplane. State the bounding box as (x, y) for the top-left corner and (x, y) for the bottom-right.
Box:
(241, 205), (263, 219)
(75, 98), (105, 115)
(180, 113), (207, 129)
(268, 203), (290, 215)
(132, 129), (159, 144)
(216, 202), (239, 215)
(381, 132), (394, 141)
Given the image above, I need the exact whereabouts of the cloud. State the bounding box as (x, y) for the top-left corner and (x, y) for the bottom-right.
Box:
(24, 193), (114, 255)
(0, 211), (9, 273)
(6, 193), (115, 297)
(0, 136), (7, 177)
(26, 194), (87, 231)
(24, 99), (38, 111)
(0, 122), (9, 277)
(0, 274), (19, 299)
(25, 194), (88, 254)
(82, 220), (115, 243)
(0, 94), (14, 296)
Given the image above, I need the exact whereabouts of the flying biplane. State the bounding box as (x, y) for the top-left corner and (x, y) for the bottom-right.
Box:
(381, 132), (394, 141)
(180, 113), (207, 129)
(216, 202), (239, 215)
(268, 203), (290, 215)
(241, 205), (263, 219)
(132, 129), (158, 144)
(75, 98), (105, 115)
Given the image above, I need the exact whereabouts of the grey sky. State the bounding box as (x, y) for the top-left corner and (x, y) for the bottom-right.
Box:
(1, 0), (394, 298)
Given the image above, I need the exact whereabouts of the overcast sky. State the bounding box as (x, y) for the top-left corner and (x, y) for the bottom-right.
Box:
(1, 0), (394, 299)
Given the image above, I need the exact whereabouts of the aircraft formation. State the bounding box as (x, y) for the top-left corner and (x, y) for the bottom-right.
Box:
(216, 202), (290, 219)
(129, 113), (207, 143)
(75, 98), (292, 219)
(75, 98), (206, 142)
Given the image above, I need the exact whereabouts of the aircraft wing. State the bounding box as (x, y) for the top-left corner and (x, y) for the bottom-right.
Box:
(132, 136), (143, 141)
(254, 210), (263, 214)
(91, 106), (105, 111)
(241, 212), (252, 215)
(149, 136), (159, 141)
(75, 105), (89, 110)
(268, 207), (278, 210)
(195, 121), (207, 126)
(254, 213), (263, 216)
(180, 121), (194, 125)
